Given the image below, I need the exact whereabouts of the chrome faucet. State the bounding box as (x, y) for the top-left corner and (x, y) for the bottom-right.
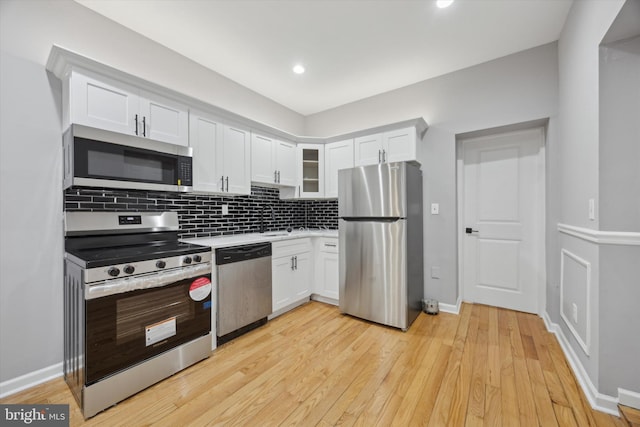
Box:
(260, 205), (275, 233)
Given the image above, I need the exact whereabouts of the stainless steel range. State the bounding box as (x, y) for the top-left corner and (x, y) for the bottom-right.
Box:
(63, 211), (212, 418)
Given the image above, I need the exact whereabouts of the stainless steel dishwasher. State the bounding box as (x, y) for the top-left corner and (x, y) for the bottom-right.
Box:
(215, 242), (272, 344)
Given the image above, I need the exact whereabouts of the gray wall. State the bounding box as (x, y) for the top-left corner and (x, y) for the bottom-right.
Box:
(599, 36), (640, 232)
(553, 0), (634, 402)
(0, 0), (304, 384)
(305, 43), (559, 306)
(597, 2), (640, 398)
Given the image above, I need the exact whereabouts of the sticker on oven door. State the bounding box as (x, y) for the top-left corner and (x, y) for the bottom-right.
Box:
(189, 277), (212, 301)
(146, 317), (176, 346)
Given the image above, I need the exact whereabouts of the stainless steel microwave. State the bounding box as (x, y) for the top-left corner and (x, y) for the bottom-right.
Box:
(63, 124), (193, 192)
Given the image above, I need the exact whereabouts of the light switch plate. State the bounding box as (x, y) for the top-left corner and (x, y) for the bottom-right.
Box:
(588, 199), (595, 221)
(431, 203), (439, 215)
(222, 205), (229, 215)
(431, 266), (441, 279)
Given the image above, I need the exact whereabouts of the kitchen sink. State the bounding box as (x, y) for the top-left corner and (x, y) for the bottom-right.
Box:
(264, 231), (289, 237)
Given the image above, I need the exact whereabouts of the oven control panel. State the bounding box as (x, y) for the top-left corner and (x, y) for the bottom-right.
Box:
(82, 251), (213, 284)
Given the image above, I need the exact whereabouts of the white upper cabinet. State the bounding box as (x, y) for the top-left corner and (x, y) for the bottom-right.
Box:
(68, 69), (189, 146)
(189, 111), (222, 193)
(354, 126), (417, 166)
(324, 139), (354, 198)
(218, 125), (251, 195)
(354, 133), (383, 167)
(251, 133), (275, 184)
(251, 133), (297, 186)
(138, 89), (189, 146)
(190, 110), (251, 195)
(383, 127), (417, 163)
(274, 140), (297, 186)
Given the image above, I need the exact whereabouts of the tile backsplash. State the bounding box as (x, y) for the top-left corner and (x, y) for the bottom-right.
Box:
(64, 186), (338, 238)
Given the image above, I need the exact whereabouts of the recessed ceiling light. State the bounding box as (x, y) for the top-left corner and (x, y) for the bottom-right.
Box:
(436, 0), (454, 8)
(293, 64), (305, 74)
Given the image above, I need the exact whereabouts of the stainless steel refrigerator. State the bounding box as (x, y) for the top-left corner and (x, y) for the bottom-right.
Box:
(338, 161), (424, 331)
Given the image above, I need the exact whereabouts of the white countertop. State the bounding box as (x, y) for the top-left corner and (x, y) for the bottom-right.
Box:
(181, 229), (338, 249)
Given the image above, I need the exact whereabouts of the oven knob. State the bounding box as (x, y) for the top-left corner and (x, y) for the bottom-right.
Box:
(123, 265), (135, 275)
(183, 256), (192, 264)
(156, 260), (166, 269)
(108, 267), (120, 277)
(193, 255), (202, 263)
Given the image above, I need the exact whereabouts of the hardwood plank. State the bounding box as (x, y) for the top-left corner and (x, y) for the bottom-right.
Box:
(447, 303), (481, 427)
(426, 303), (473, 427)
(553, 402), (579, 427)
(0, 302), (625, 427)
(498, 319), (519, 427)
(620, 404), (640, 427)
(508, 310), (539, 427)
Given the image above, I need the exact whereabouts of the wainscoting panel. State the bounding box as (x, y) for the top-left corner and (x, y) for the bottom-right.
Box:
(560, 249), (592, 356)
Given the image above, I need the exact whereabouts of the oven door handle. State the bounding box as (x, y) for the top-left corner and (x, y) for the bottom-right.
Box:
(85, 263), (212, 300)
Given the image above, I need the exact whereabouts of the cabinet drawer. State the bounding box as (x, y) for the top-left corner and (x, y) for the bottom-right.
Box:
(272, 238), (311, 258)
(319, 238), (338, 254)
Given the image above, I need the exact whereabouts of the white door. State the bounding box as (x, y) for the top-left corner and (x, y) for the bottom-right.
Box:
(325, 139), (354, 198)
(461, 128), (544, 313)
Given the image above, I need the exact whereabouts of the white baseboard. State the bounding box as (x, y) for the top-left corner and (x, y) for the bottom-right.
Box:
(310, 294), (338, 306)
(619, 388), (640, 410)
(0, 362), (63, 399)
(268, 296), (310, 320)
(542, 312), (619, 416)
(439, 297), (462, 315)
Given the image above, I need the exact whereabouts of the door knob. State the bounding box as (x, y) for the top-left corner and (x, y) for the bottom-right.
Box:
(465, 227), (479, 234)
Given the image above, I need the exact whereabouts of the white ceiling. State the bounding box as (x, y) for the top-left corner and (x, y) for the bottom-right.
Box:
(75, 0), (574, 116)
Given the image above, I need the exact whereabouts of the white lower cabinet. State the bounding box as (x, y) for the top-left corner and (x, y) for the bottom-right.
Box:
(313, 238), (339, 303)
(271, 239), (312, 314)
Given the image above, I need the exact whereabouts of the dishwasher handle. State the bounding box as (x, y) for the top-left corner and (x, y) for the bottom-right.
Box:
(215, 242), (272, 265)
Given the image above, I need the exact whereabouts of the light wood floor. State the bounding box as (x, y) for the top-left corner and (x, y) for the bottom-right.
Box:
(1, 302), (626, 426)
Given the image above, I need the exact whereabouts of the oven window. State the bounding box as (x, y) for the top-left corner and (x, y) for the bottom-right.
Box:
(85, 277), (210, 384)
(116, 285), (195, 345)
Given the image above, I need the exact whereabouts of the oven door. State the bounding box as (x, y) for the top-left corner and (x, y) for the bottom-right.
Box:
(85, 273), (211, 384)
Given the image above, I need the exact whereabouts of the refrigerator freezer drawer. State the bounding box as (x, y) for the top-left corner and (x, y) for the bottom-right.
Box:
(339, 219), (410, 329)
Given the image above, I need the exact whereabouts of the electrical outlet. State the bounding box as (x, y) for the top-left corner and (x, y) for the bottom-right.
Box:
(572, 303), (578, 324)
(431, 203), (439, 215)
(221, 205), (229, 215)
(431, 266), (441, 279)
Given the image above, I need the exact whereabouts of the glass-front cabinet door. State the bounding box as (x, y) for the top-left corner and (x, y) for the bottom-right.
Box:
(297, 144), (324, 198)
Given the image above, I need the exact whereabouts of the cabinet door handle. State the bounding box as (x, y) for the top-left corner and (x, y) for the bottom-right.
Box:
(324, 243), (337, 247)
(294, 255), (298, 270)
(134, 114), (139, 136)
(277, 170), (280, 183)
(378, 149), (382, 163)
(225, 176), (229, 192)
(291, 256), (295, 270)
(298, 185), (300, 197)
(274, 170), (278, 183)
(383, 149), (386, 163)
(221, 176), (225, 191)
(142, 116), (147, 137)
